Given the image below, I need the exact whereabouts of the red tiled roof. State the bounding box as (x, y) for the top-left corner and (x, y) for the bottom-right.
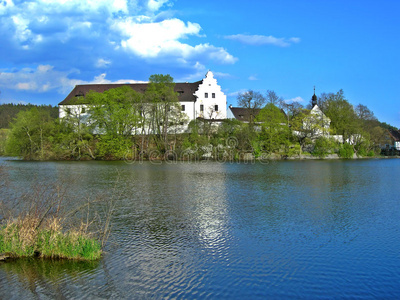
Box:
(58, 81), (202, 105)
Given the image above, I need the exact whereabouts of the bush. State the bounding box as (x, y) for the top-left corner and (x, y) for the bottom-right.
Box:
(338, 143), (354, 159)
(312, 137), (336, 158)
(96, 134), (133, 159)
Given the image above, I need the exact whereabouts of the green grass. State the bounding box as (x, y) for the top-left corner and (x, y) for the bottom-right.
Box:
(0, 219), (101, 260)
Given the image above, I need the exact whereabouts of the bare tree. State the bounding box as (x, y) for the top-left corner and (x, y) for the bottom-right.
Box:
(237, 90), (266, 125)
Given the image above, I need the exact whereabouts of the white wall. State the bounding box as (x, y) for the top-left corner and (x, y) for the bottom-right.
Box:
(59, 105), (89, 119)
(193, 71), (227, 120)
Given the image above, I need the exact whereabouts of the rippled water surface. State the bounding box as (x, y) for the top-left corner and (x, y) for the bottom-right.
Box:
(1, 158), (400, 299)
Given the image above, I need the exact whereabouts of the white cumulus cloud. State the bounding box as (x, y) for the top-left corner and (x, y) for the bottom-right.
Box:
(112, 18), (236, 64)
(225, 34), (301, 47)
(147, 0), (170, 11)
(0, 65), (146, 94)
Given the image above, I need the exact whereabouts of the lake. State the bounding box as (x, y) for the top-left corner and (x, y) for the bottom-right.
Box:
(1, 158), (400, 299)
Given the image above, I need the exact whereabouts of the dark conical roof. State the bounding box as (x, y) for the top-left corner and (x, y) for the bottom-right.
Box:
(311, 86), (317, 107)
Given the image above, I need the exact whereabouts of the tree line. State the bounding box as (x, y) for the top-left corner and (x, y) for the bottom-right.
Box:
(0, 103), (58, 129)
(1, 75), (397, 160)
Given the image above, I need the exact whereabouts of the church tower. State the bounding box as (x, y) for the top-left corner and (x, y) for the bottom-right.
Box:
(311, 86), (318, 108)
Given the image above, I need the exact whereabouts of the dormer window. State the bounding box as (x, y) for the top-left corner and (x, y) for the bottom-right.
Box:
(178, 91), (184, 95)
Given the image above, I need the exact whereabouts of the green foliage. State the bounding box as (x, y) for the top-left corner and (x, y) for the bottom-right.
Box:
(96, 134), (133, 160)
(0, 103), (58, 129)
(338, 143), (354, 159)
(324, 91), (358, 143)
(287, 144), (301, 157)
(87, 86), (143, 137)
(0, 223), (101, 260)
(145, 74), (184, 152)
(5, 108), (55, 159)
(257, 103), (287, 154)
(0, 128), (9, 155)
(312, 137), (337, 158)
(37, 230), (101, 260)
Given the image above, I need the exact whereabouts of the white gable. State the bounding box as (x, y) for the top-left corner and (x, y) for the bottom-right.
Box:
(193, 71), (227, 119)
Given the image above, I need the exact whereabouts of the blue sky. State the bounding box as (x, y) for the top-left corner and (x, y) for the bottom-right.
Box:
(0, 0), (399, 128)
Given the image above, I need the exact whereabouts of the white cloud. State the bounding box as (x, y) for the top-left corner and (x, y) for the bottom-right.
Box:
(225, 34), (301, 47)
(248, 75), (258, 81)
(114, 18), (202, 57)
(228, 89), (247, 98)
(1, 0), (236, 68)
(96, 58), (112, 68)
(0, 65), (146, 94)
(147, 0), (170, 12)
(285, 96), (304, 103)
(213, 71), (232, 78)
(111, 18), (236, 64)
(0, 0), (15, 15)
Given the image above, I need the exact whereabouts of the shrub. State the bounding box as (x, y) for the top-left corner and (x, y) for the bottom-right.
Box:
(312, 137), (336, 158)
(338, 143), (354, 159)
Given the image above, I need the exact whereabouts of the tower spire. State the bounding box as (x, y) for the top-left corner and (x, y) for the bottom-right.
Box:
(311, 86), (318, 108)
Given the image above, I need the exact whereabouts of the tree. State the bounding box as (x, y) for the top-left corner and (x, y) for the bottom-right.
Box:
(87, 86), (142, 137)
(266, 90), (283, 106)
(323, 90), (358, 144)
(84, 86), (143, 159)
(145, 74), (182, 152)
(6, 108), (55, 159)
(237, 90), (265, 125)
(256, 103), (287, 154)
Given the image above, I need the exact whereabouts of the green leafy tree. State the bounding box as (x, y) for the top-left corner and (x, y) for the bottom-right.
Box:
(145, 74), (183, 152)
(312, 137), (337, 158)
(87, 86), (143, 137)
(323, 90), (358, 144)
(256, 103), (287, 154)
(6, 108), (55, 159)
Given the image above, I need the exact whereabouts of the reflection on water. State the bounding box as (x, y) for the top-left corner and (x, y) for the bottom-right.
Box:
(1, 158), (400, 298)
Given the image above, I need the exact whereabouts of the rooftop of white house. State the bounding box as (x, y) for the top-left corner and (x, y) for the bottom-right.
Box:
(58, 81), (203, 106)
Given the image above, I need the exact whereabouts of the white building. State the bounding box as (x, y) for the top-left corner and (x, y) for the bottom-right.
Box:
(58, 71), (227, 124)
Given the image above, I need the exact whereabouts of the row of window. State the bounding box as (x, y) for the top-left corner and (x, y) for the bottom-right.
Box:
(205, 93), (215, 98)
(181, 105), (218, 112)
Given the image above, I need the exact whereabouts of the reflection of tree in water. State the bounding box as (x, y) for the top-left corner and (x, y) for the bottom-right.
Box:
(0, 258), (99, 298)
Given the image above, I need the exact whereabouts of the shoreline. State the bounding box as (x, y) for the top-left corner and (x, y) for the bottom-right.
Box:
(1, 154), (399, 163)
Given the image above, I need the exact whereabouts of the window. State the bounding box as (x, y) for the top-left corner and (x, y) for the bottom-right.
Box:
(181, 105), (185, 111)
(200, 104), (204, 112)
(215, 105), (218, 111)
(212, 93), (215, 98)
(81, 107), (85, 113)
(205, 93), (208, 98)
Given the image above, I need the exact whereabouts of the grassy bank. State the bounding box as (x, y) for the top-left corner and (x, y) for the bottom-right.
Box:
(0, 166), (114, 261)
(0, 217), (101, 260)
